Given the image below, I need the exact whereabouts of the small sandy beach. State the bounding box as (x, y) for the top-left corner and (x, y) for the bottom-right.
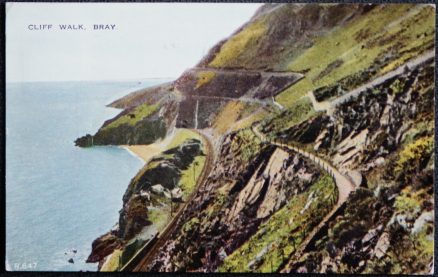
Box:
(122, 144), (163, 164)
(121, 129), (200, 164)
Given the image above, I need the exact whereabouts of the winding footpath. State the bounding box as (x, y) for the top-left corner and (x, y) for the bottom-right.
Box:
(252, 126), (356, 272)
(190, 66), (303, 79)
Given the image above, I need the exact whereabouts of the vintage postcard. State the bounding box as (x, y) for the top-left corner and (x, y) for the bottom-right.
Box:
(5, 2), (435, 274)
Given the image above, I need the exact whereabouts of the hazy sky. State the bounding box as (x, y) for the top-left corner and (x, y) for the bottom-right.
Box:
(6, 3), (262, 82)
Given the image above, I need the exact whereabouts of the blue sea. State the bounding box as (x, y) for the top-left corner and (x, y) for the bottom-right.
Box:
(6, 80), (163, 271)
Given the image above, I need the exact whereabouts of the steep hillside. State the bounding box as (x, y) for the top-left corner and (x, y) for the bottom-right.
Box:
(82, 3), (435, 274)
(87, 130), (208, 270)
(75, 85), (178, 146)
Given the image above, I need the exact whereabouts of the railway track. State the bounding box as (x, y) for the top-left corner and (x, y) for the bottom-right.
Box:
(129, 129), (214, 272)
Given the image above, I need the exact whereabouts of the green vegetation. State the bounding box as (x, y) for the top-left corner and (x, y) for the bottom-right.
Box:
(182, 217), (201, 233)
(394, 186), (428, 215)
(395, 136), (433, 178)
(275, 79), (313, 108)
(230, 108), (270, 133)
(210, 19), (267, 67)
(212, 102), (266, 136)
(261, 97), (316, 138)
(168, 129), (203, 149)
(401, 120), (434, 146)
(103, 102), (160, 130)
(165, 129), (207, 199)
(389, 79), (405, 94)
(219, 174), (337, 272)
(231, 128), (263, 161)
(363, 186), (433, 274)
(205, 184), (230, 218)
(196, 71), (216, 89)
(387, 188), (433, 274)
(212, 101), (246, 135)
(179, 155), (206, 199)
(148, 208), (171, 231)
(275, 4), (434, 107)
(100, 249), (123, 271)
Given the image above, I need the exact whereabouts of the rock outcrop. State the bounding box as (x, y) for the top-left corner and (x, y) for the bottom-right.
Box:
(147, 129), (322, 272)
(87, 139), (204, 267)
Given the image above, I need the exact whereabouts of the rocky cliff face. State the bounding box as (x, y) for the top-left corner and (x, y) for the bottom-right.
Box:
(82, 3), (434, 274)
(87, 138), (205, 267)
(147, 129), (327, 272)
(141, 4), (433, 274)
(75, 85), (178, 147)
(273, 61), (434, 274)
(281, 61), (434, 172)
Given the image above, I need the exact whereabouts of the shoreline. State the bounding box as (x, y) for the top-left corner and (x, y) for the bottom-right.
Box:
(120, 146), (147, 164)
(121, 144), (164, 164)
(120, 129), (182, 164)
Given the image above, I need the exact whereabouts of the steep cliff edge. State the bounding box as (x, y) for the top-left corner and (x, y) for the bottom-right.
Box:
(87, 132), (207, 270)
(275, 60), (434, 274)
(82, 3), (434, 274)
(143, 4), (433, 274)
(75, 83), (177, 147)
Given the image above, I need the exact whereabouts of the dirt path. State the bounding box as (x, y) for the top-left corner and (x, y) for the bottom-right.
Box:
(272, 96), (285, 110)
(188, 94), (269, 105)
(307, 50), (435, 114)
(252, 126), (356, 272)
(252, 126), (355, 205)
(331, 50), (434, 107)
(130, 129), (214, 272)
(306, 90), (330, 112)
(190, 66), (303, 79)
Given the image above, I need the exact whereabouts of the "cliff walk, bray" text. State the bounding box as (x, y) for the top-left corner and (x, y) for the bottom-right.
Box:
(28, 24), (116, 31)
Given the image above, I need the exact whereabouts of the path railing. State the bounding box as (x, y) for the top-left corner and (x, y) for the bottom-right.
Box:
(251, 126), (356, 272)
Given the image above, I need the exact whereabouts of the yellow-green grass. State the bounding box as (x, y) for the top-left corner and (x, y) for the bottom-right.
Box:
(394, 186), (430, 215)
(167, 129), (203, 149)
(275, 4), (434, 108)
(219, 174), (337, 272)
(212, 101), (246, 135)
(230, 108), (270, 133)
(103, 102), (160, 130)
(178, 155), (206, 200)
(275, 79), (313, 108)
(263, 97), (316, 137)
(100, 249), (123, 271)
(395, 136), (433, 176)
(196, 71), (216, 89)
(209, 19), (267, 67)
(231, 128), (263, 161)
(148, 208), (172, 231)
